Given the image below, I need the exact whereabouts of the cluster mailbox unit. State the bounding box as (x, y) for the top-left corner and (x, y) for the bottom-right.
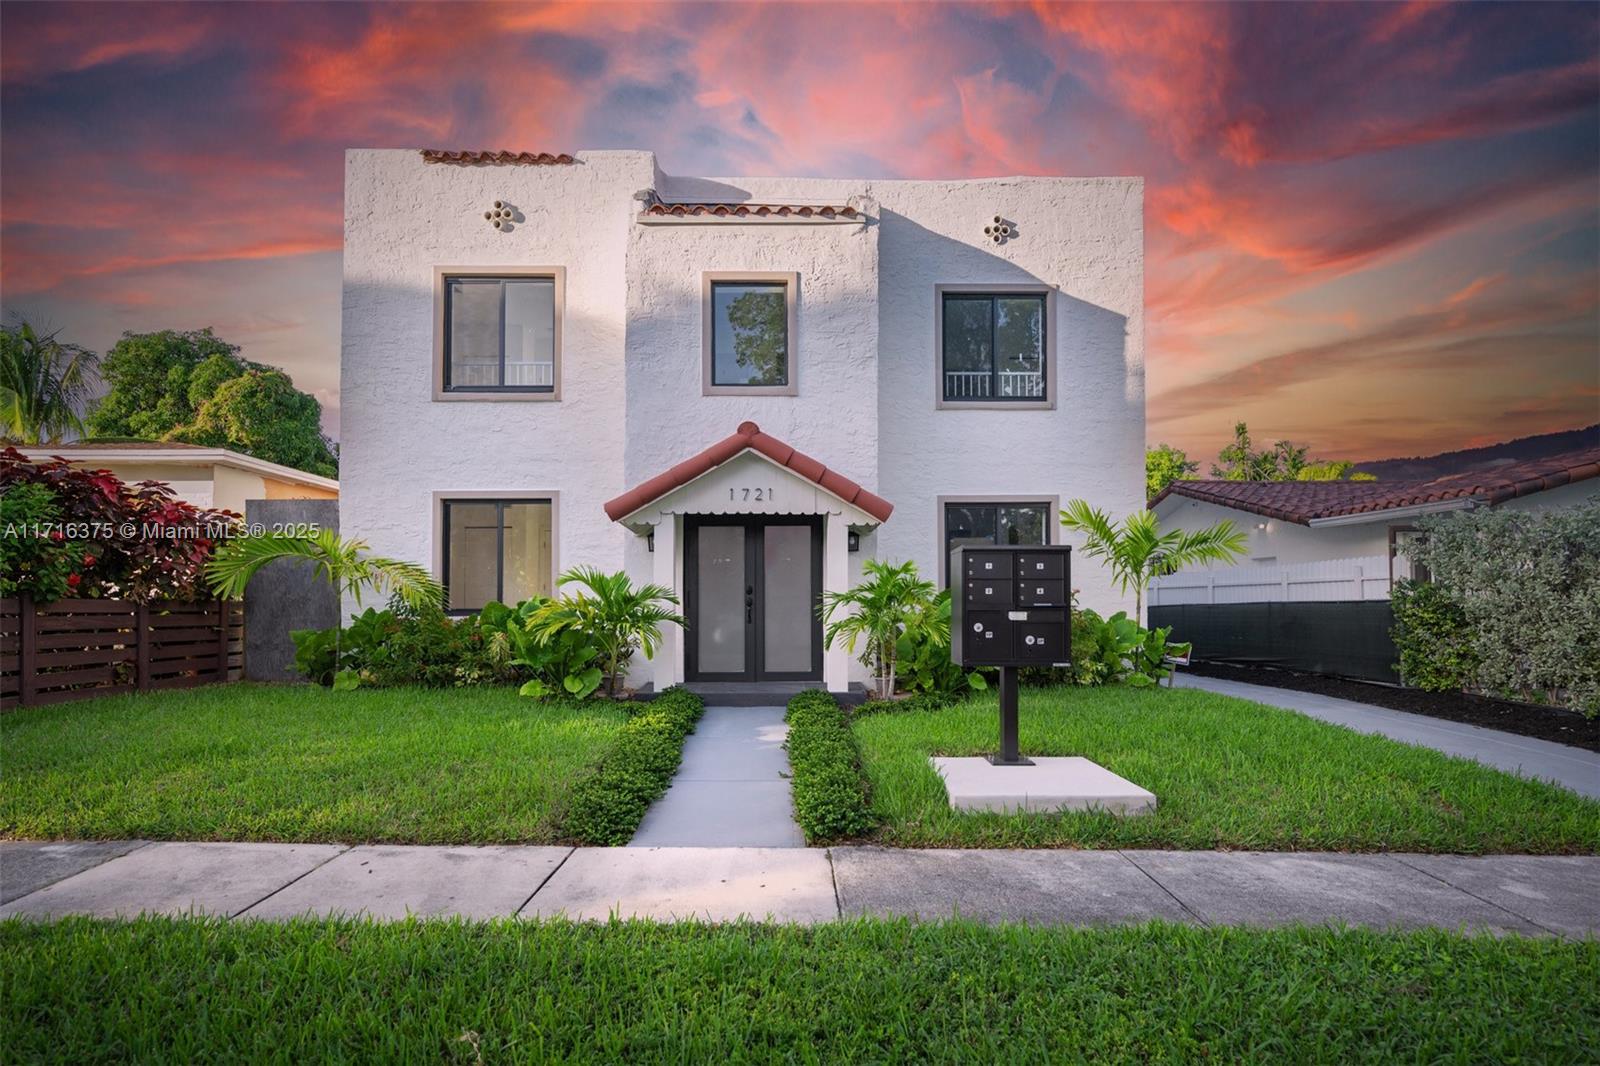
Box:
(950, 545), (1073, 765)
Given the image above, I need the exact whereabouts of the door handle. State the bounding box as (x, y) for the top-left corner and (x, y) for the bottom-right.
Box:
(746, 585), (754, 623)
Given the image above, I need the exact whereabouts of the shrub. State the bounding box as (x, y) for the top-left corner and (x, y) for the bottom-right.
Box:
(561, 687), (705, 845)
(0, 447), (238, 602)
(0, 481), (87, 602)
(1391, 580), (1479, 692)
(785, 690), (874, 841)
(1404, 502), (1600, 716)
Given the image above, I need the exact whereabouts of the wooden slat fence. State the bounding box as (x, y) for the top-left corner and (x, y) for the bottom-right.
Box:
(1, 596), (243, 710)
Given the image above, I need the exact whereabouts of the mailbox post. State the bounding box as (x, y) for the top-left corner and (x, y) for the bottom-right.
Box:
(949, 545), (1072, 767)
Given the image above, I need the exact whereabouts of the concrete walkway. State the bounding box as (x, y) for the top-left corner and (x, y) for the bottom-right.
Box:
(2, 841), (1596, 937)
(630, 706), (804, 847)
(1175, 673), (1600, 799)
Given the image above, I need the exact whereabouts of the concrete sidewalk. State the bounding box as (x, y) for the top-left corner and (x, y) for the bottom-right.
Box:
(1175, 673), (1600, 799)
(3, 840), (1594, 937)
(630, 706), (804, 847)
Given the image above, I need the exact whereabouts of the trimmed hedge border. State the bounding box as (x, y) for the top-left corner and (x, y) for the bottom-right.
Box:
(559, 686), (706, 845)
(785, 690), (875, 842)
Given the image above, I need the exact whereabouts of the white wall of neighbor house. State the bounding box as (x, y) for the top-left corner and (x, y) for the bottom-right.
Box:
(340, 149), (654, 602)
(1156, 497), (1392, 565)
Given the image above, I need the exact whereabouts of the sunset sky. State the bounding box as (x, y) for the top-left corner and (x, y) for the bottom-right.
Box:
(2, 1), (1596, 462)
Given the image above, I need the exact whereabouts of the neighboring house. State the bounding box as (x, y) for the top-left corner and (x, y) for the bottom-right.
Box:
(340, 148), (1145, 693)
(1151, 446), (1600, 589)
(17, 442), (339, 514)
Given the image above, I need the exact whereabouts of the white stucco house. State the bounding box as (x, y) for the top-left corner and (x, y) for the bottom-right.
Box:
(340, 148), (1144, 694)
(1149, 447), (1600, 596)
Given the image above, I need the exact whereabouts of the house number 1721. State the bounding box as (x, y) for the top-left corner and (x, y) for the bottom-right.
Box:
(729, 487), (776, 501)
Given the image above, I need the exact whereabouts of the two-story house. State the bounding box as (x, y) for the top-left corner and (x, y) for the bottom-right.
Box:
(340, 149), (1144, 695)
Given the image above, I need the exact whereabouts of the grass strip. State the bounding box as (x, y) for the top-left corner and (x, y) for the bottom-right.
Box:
(854, 686), (1600, 852)
(2, 916), (1593, 1064)
(559, 686), (705, 845)
(0, 684), (628, 844)
(785, 690), (874, 841)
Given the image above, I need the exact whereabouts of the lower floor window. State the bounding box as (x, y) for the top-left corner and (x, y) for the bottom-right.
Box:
(442, 498), (554, 612)
(943, 500), (1051, 584)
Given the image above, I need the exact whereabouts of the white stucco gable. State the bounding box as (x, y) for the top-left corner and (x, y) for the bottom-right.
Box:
(613, 449), (885, 532)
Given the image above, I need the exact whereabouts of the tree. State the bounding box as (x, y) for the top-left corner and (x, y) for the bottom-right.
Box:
(1059, 500), (1248, 619)
(1146, 443), (1198, 499)
(820, 559), (940, 699)
(723, 290), (788, 385)
(526, 566), (684, 697)
(86, 328), (336, 476)
(1209, 421), (1374, 481)
(172, 369), (338, 478)
(87, 328), (247, 441)
(0, 318), (97, 444)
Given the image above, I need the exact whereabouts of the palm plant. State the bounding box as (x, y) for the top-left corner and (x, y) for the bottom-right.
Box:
(206, 529), (443, 682)
(1, 318), (97, 444)
(526, 566), (684, 697)
(1059, 500), (1247, 619)
(820, 558), (939, 700)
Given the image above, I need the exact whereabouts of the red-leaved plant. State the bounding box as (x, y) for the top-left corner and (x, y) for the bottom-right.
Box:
(0, 447), (241, 603)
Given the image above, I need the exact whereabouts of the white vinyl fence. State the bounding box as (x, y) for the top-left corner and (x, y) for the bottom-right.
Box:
(1148, 554), (1391, 606)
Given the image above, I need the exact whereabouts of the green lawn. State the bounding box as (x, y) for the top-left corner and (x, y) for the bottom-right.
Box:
(0, 684), (629, 844)
(855, 687), (1600, 853)
(3, 917), (1592, 1063)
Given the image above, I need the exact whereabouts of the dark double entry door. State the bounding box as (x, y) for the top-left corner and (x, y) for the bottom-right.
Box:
(684, 517), (823, 682)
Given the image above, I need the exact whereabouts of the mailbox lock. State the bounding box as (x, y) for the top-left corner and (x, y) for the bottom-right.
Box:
(972, 622), (983, 632)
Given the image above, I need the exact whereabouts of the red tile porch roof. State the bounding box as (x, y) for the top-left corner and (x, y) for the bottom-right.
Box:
(1149, 447), (1600, 524)
(603, 421), (893, 523)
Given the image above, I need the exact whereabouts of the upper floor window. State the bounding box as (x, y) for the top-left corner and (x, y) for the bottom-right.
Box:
(703, 272), (798, 396)
(939, 291), (1047, 404)
(437, 270), (561, 398)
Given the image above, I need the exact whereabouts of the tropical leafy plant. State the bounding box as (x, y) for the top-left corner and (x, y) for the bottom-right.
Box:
(893, 590), (988, 699)
(207, 529), (442, 688)
(475, 597), (605, 699)
(1059, 500), (1248, 618)
(1073, 608), (1190, 687)
(525, 567), (684, 698)
(1145, 443), (1198, 500)
(820, 559), (943, 700)
(0, 318), (97, 445)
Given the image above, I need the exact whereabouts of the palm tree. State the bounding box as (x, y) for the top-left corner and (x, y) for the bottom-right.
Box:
(526, 566), (684, 697)
(820, 558), (938, 699)
(205, 529), (443, 671)
(1059, 500), (1248, 619)
(0, 318), (97, 444)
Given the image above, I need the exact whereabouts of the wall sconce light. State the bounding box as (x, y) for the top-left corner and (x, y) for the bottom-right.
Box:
(847, 531), (860, 552)
(1256, 522), (1267, 531)
(646, 530), (655, 553)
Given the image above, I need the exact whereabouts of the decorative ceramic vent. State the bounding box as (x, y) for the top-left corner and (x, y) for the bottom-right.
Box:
(984, 215), (1014, 245)
(484, 201), (517, 231)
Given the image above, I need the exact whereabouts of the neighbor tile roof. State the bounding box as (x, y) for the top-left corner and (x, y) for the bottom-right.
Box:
(604, 421), (893, 523)
(641, 199), (859, 220)
(1150, 447), (1600, 524)
(420, 150), (575, 166)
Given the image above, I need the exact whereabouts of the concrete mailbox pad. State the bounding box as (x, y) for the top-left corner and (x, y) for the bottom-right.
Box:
(932, 756), (1156, 815)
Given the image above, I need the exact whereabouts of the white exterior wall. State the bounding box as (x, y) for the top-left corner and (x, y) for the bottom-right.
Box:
(1156, 497), (1393, 565)
(872, 177), (1145, 616)
(340, 150), (654, 595)
(340, 149), (1146, 677)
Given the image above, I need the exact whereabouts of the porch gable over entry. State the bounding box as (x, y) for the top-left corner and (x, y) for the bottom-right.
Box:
(604, 422), (892, 695)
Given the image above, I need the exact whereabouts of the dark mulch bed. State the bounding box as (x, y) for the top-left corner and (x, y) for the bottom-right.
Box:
(1185, 661), (1599, 753)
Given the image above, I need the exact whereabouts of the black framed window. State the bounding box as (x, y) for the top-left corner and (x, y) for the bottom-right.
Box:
(442, 499), (554, 612)
(444, 276), (555, 392)
(943, 501), (1050, 585)
(941, 293), (1045, 401)
(711, 281), (789, 387)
